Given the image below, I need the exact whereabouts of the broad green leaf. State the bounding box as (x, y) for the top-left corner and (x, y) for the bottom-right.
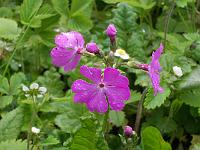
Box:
(20, 0), (43, 25)
(41, 135), (60, 146)
(51, 0), (69, 16)
(0, 140), (26, 150)
(37, 68), (64, 97)
(0, 18), (20, 40)
(141, 126), (172, 150)
(70, 0), (93, 16)
(0, 76), (9, 94)
(176, 0), (195, 8)
(10, 72), (26, 95)
(0, 96), (13, 109)
(179, 66), (200, 89)
(109, 110), (125, 127)
(0, 107), (24, 142)
(144, 85), (171, 109)
(55, 113), (81, 133)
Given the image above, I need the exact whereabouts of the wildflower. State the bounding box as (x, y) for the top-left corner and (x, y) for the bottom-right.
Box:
(137, 43), (164, 95)
(124, 126), (134, 137)
(22, 85), (29, 92)
(50, 31), (85, 72)
(72, 66), (130, 113)
(86, 42), (100, 54)
(106, 24), (117, 43)
(173, 66), (183, 77)
(31, 127), (40, 134)
(39, 87), (47, 94)
(30, 83), (39, 90)
(114, 49), (129, 60)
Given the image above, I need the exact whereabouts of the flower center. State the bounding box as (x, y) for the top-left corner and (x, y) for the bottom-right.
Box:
(99, 83), (105, 88)
(77, 47), (84, 54)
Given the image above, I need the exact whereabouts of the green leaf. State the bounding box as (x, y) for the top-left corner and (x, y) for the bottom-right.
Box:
(176, 0), (195, 8)
(51, 0), (69, 16)
(42, 135), (60, 146)
(0, 96), (13, 109)
(109, 110), (125, 127)
(0, 107), (24, 142)
(0, 18), (20, 40)
(70, 118), (100, 150)
(179, 66), (200, 89)
(70, 0), (93, 16)
(10, 72), (26, 95)
(144, 85), (171, 109)
(20, 0), (43, 25)
(0, 76), (9, 94)
(37, 68), (64, 97)
(55, 113), (81, 133)
(0, 140), (27, 150)
(141, 126), (172, 150)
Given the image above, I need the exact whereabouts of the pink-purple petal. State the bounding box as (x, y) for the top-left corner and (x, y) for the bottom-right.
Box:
(80, 66), (102, 83)
(63, 54), (81, 72)
(50, 47), (75, 67)
(103, 68), (129, 87)
(72, 79), (96, 93)
(86, 91), (108, 113)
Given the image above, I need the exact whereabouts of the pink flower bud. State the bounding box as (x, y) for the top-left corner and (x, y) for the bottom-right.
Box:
(106, 24), (117, 41)
(86, 42), (100, 54)
(124, 126), (133, 137)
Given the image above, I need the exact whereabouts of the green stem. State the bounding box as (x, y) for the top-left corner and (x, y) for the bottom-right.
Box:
(135, 88), (148, 134)
(103, 109), (109, 136)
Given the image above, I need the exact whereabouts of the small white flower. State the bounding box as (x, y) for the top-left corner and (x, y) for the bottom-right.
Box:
(39, 87), (47, 95)
(31, 127), (40, 134)
(22, 85), (29, 92)
(173, 66), (183, 77)
(30, 83), (39, 90)
(114, 49), (129, 60)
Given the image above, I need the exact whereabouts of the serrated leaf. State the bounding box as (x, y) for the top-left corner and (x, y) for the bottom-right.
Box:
(37, 68), (64, 97)
(10, 72), (26, 95)
(144, 85), (171, 109)
(42, 135), (60, 146)
(109, 110), (125, 127)
(179, 88), (200, 107)
(179, 66), (200, 89)
(51, 0), (69, 16)
(0, 18), (20, 40)
(0, 96), (13, 109)
(20, 0), (43, 25)
(0, 76), (9, 94)
(141, 126), (172, 150)
(0, 107), (24, 142)
(0, 140), (27, 150)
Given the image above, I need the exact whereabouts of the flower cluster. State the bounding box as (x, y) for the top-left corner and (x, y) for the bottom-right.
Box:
(50, 24), (164, 113)
(22, 83), (47, 98)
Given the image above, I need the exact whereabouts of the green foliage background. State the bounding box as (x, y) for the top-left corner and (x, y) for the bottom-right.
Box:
(0, 0), (200, 149)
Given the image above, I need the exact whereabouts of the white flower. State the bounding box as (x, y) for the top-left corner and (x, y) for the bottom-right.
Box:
(31, 127), (40, 134)
(25, 94), (30, 97)
(30, 83), (39, 90)
(22, 85), (29, 92)
(114, 49), (129, 60)
(173, 66), (183, 77)
(39, 87), (47, 95)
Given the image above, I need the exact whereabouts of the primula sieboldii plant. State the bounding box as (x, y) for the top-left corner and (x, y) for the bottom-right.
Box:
(50, 24), (164, 113)
(72, 66), (130, 113)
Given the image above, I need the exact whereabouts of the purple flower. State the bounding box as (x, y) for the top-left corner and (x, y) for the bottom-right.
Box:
(124, 126), (133, 137)
(50, 31), (84, 72)
(72, 66), (131, 113)
(106, 24), (117, 43)
(137, 43), (164, 95)
(86, 42), (100, 54)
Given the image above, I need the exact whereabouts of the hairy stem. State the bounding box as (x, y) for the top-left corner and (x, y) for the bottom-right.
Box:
(135, 88), (148, 134)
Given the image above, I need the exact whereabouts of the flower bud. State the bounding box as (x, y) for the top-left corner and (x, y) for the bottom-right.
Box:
(31, 127), (40, 134)
(173, 66), (183, 77)
(124, 126), (133, 137)
(106, 24), (117, 42)
(86, 42), (100, 54)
